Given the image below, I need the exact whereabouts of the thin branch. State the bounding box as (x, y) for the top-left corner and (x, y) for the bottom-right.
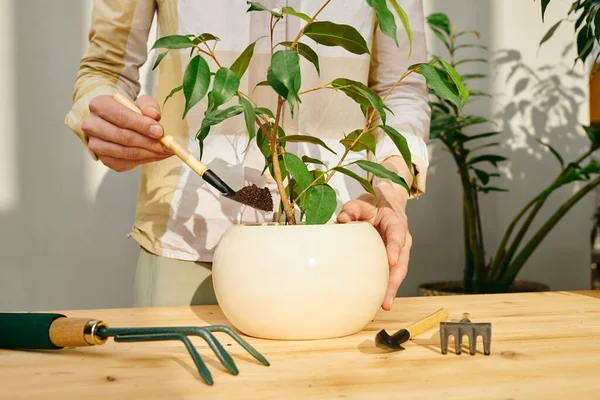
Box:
(270, 98), (296, 224)
(290, 0), (332, 49)
(298, 85), (333, 96)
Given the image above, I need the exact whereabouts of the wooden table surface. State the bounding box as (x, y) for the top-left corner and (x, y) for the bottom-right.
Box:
(2, 291), (600, 399)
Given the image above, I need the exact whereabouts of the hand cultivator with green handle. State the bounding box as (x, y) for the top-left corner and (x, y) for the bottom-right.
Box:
(0, 312), (269, 385)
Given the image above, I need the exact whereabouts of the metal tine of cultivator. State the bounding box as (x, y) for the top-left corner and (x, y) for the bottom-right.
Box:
(96, 325), (270, 385)
(204, 325), (270, 366)
(113, 332), (215, 385)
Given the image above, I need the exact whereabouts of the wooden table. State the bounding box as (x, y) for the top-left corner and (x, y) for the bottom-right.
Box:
(2, 291), (600, 399)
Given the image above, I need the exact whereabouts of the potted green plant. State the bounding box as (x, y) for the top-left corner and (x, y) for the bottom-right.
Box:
(418, 5), (600, 296)
(148, 1), (465, 339)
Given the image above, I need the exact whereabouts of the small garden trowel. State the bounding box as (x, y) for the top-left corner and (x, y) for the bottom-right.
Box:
(113, 92), (273, 212)
(375, 308), (449, 351)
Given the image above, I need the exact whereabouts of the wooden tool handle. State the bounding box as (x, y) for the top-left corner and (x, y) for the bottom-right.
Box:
(406, 308), (449, 338)
(112, 92), (208, 177)
(0, 313), (107, 349)
(49, 318), (108, 348)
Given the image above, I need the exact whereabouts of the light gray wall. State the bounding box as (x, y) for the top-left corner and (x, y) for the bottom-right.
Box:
(0, 0), (142, 311)
(0, 0), (595, 312)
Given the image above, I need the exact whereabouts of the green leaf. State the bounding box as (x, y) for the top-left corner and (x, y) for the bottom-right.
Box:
(541, 0), (551, 21)
(469, 89), (492, 97)
(467, 154), (507, 167)
(302, 156), (327, 166)
(283, 153), (313, 190)
(182, 55), (211, 118)
(276, 135), (336, 154)
(246, 1), (282, 17)
(454, 44), (489, 51)
(152, 35), (194, 50)
(340, 129), (376, 153)
(429, 27), (451, 51)
(440, 60), (469, 108)
(380, 125), (412, 171)
(230, 41), (257, 79)
(267, 50), (302, 114)
(281, 6), (311, 22)
(583, 125), (600, 148)
(461, 74), (487, 81)
(577, 25), (595, 63)
(191, 33), (220, 45)
(305, 185), (337, 224)
(535, 137), (564, 169)
(462, 131), (501, 143)
(239, 95), (256, 146)
(419, 64), (461, 110)
(257, 125), (286, 177)
(311, 169), (326, 184)
(279, 41), (320, 76)
(367, 0), (398, 46)
(152, 52), (168, 71)
(455, 58), (488, 66)
(469, 142), (500, 153)
(473, 169), (490, 185)
(332, 166), (378, 200)
(210, 67), (240, 108)
(429, 101), (451, 113)
(539, 19), (563, 46)
(303, 21), (370, 55)
(427, 13), (451, 35)
(331, 78), (391, 125)
(389, 0), (413, 58)
(595, 7), (600, 40)
(356, 160), (410, 194)
(163, 85), (182, 107)
(255, 107), (275, 118)
(196, 105), (244, 158)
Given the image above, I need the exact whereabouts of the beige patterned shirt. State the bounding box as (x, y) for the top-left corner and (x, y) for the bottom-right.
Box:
(65, 0), (431, 261)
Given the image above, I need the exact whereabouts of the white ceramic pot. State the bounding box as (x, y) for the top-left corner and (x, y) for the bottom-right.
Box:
(212, 221), (389, 340)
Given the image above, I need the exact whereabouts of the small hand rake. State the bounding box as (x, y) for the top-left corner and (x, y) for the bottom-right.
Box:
(439, 313), (491, 355)
(0, 313), (269, 385)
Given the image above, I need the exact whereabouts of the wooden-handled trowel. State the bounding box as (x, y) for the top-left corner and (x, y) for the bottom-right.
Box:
(113, 92), (273, 212)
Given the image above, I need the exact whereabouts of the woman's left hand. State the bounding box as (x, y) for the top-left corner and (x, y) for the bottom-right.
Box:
(337, 157), (414, 311)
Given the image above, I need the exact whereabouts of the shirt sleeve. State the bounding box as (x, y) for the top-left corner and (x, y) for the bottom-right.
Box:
(64, 0), (156, 160)
(368, 0), (431, 196)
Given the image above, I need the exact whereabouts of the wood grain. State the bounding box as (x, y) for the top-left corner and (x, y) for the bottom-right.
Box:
(1, 291), (599, 400)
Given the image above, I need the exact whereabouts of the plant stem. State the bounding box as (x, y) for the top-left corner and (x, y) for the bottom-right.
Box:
(450, 144), (485, 292)
(449, 25), (456, 67)
(471, 177), (486, 276)
(290, 0), (331, 49)
(298, 85), (333, 96)
(491, 147), (594, 279)
(271, 97), (296, 224)
(197, 45), (222, 68)
(270, 15), (275, 57)
(500, 175), (600, 286)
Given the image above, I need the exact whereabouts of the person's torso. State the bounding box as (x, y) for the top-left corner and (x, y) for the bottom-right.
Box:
(132, 0), (378, 260)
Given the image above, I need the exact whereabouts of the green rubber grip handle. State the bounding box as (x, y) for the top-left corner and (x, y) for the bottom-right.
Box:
(0, 313), (65, 349)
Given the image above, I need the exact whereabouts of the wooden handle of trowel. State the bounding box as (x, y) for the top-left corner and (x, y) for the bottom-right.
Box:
(406, 308), (449, 338)
(112, 92), (208, 177)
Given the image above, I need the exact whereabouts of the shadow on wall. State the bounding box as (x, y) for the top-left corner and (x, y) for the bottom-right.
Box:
(490, 45), (592, 290)
(403, 0), (592, 295)
(0, 0), (142, 312)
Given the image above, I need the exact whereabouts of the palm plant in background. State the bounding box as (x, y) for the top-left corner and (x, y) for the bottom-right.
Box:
(426, 7), (600, 294)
